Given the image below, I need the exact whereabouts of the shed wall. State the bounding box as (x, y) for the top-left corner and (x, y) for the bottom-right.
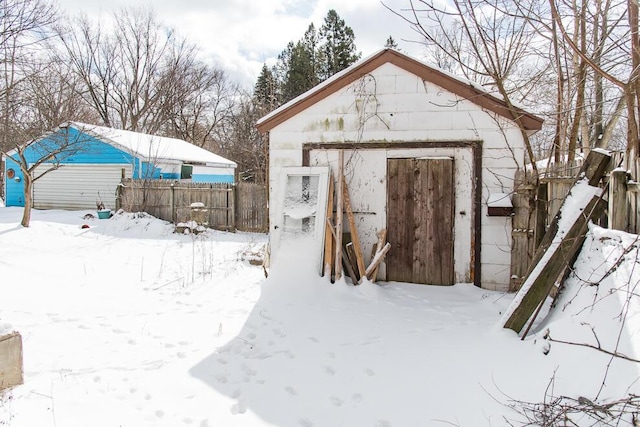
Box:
(269, 63), (524, 290)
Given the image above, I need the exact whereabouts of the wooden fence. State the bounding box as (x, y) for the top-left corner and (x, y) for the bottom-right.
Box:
(117, 180), (268, 233)
(510, 150), (640, 290)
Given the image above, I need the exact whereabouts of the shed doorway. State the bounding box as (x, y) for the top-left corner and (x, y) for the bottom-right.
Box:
(386, 158), (455, 285)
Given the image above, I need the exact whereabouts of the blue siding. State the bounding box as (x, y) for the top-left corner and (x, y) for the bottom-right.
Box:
(3, 127), (135, 207)
(192, 174), (234, 184)
(160, 172), (180, 180)
(27, 127), (134, 165)
(140, 162), (161, 179)
(4, 158), (25, 207)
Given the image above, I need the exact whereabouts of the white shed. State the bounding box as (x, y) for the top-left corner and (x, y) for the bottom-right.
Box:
(257, 49), (543, 291)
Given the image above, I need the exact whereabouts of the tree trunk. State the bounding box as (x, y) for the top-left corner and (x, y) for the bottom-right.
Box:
(21, 175), (33, 227)
(629, 0), (640, 159)
(567, 0), (587, 163)
(551, 18), (565, 163)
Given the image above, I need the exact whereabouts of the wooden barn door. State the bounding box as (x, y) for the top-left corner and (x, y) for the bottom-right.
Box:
(387, 158), (455, 285)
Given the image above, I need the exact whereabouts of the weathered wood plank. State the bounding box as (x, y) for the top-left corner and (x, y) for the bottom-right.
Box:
(510, 170), (537, 291)
(369, 228), (387, 283)
(413, 160), (428, 282)
(323, 174), (335, 278)
(342, 175), (366, 279)
(387, 158), (414, 283)
(345, 242), (360, 282)
(365, 243), (392, 278)
(609, 169), (628, 231)
(433, 159), (455, 285)
(335, 150), (344, 280)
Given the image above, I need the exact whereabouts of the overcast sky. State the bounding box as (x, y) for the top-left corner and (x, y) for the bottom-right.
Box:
(54, 0), (427, 89)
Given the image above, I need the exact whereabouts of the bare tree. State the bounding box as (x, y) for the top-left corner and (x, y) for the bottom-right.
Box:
(165, 60), (239, 151)
(0, 0), (57, 152)
(548, 0), (639, 163)
(224, 93), (268, 183)
(56, 6), (201, 134)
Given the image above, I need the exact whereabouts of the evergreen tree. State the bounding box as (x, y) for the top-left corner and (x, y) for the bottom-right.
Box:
(270, 10), (361, 104)
(319, 9), (361, 79)
(253, 63), (279, 114)
(385, 36), (399, 50)
(276, 24), (324, 102)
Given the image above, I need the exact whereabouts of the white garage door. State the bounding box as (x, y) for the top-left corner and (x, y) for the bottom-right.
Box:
(33, 164), (132, 210)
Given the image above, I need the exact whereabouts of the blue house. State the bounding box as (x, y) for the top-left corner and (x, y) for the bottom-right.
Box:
(2, 122), (237, 209)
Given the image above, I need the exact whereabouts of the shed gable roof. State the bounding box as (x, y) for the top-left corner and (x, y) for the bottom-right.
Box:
(256, 49), (543, 133)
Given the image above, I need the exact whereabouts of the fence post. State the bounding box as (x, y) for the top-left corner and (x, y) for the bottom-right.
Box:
(170, 183), (176, 224)
(609, 169), (627, 231)
(535, 181), (548, 248)
(229, 184), (236, 231)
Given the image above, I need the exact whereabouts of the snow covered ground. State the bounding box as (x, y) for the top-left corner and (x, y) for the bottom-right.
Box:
(0, 207), (638, 426)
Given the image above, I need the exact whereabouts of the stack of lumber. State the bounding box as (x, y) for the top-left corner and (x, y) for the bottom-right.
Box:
(322, 150), (390, 285)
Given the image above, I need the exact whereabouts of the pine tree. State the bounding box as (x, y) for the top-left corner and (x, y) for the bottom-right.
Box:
(319, 9), (361, 79)
(385, 36), (399, 50)
(253, 63), (279, 114)
(269, 10), (361, 104)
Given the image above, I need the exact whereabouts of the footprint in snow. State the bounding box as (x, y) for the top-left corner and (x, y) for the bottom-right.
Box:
(230, 400), (247, 415)
(364, 368), (375, 377)
(308, 337), (319, 343)
(241, 364), (257, 376)
(285, 386), (297, 396)
(329, 396), (343, 407)
(298, 418), (314, 427)
(324, 366), (336, 376)
(352, 393), (363, 403)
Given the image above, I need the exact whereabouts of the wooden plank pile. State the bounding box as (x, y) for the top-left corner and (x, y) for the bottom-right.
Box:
(323, 150), (390, 285)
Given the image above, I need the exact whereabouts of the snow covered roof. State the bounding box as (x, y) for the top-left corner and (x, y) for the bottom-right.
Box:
(256, 48), (544, 133)
(66, 122), (236, 168)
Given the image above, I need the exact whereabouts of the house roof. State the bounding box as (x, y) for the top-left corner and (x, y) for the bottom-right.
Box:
(66, 122), (236, 168)
(256, 48), (544, 133)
